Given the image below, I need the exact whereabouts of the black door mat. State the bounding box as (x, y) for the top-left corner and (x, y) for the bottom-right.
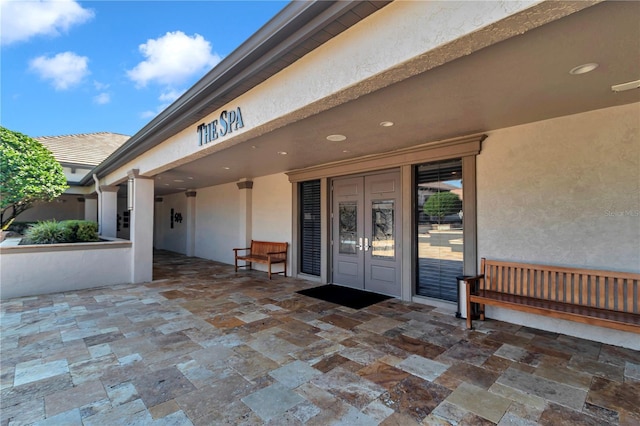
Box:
(297, 284), (393, 309)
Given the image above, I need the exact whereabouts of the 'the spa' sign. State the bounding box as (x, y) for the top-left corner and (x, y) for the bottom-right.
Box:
(197, 107), (244, 146)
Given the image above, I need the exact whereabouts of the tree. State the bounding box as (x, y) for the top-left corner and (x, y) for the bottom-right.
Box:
(423, 191), (461, 220)
(0, 127), (68, 230)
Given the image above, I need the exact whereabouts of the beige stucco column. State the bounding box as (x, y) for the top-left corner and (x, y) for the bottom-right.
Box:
(84, 193), (98, 223)
(128, 169), (154, 283)
(185, 191), (197, 256)
(99, 185), (119, 238)
(237, 179), (253, 247)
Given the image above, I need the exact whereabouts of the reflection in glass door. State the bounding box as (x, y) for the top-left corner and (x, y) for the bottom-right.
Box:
(416, 159), (463, 301)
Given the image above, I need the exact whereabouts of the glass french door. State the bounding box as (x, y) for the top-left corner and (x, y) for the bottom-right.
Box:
(332, 171), (401, 297)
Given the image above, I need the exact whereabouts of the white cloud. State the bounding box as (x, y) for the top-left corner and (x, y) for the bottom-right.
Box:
(93, 81), (109, 91)
(159, 89), (183, 104)
(0, 0), (94, 45)
(94, 92), (110, 105)
(127, 31), (220, 88)
(29, 51), (89, 90)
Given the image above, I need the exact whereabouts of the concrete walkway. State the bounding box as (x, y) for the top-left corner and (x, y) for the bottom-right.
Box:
(1, 250), (639, 425)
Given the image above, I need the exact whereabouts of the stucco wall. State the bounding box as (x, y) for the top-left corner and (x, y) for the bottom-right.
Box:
(154, 192), (188, 255)
(0, 241), (132, 300)
(252, 174), (293, 242)
(478, 102), (640, 271)
(194, 182), (240, 265)
(180, 173), (292, 269)
(476, 103), (640, 349)
(14, 194), (84, 224)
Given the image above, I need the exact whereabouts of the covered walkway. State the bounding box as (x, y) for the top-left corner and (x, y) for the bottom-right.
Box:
(1, 251), (639, 425)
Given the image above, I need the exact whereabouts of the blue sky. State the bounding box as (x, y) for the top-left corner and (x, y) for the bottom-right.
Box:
(1, 0), (288, 138)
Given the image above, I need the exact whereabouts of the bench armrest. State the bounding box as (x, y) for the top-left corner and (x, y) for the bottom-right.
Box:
(464, 275), (484, 294)
(233, 247), (251, 254)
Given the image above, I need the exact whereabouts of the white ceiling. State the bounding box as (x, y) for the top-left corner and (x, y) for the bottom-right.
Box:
(153, 1), (639, 196)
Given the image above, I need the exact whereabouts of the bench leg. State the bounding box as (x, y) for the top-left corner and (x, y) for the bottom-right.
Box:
(235, 257), (238, 272)
(268, 262), (272, 280)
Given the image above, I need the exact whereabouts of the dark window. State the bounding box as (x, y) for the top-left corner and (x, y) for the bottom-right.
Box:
(416, 159), (463, 301)
(300, 180), (321, 276)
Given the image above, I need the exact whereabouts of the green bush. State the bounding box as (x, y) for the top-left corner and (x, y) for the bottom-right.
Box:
(62, 220), (99, 242)
(423, 191), (462, 220)
(22, 220), (67, 244)
(21, 220), (99, 244)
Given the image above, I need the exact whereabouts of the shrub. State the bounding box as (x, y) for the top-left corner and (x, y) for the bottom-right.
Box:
(423, 191), (462, 220)
(21, 220), (99, 244)
(22, 220), (67, 244)
(62, 220), (99, 242)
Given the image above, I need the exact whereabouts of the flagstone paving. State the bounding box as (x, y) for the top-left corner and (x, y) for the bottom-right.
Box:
(1, 250), (639, 425)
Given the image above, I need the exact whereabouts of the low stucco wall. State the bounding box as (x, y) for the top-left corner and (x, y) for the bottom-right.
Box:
(0, 239), (132, 300)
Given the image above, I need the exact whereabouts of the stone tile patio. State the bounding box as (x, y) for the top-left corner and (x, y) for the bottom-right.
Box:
(1, 250), (639, 425)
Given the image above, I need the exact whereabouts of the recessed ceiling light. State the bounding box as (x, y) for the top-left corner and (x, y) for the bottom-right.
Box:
(187, 177), (194, 180)
(569, 63), (598, 75)
(277, 151), (288, 155)
(342, 149), (350, 153)
(222, 167), (230, 170)
(379, 121), (394, 127)
(326, 134), (347, 142)
(173, 179), (184, 183)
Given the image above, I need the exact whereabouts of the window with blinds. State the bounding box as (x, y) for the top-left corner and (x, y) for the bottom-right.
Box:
(300, 180), (321, 276)
(416, 159), (463, 301)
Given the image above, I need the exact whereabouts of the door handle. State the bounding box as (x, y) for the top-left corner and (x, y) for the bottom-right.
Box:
(357, 237), (363, 251)
(364, 237), (370, 251)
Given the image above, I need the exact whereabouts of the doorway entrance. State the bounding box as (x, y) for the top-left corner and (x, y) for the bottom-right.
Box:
(331, 171), (401, 297)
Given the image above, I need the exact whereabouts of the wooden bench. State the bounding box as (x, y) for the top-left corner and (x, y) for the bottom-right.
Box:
(465, 258), (640, 334)
(233, 240), (288, 279)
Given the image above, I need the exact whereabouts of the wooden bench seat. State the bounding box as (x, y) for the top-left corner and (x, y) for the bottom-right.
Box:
(233, 240), (288, 279)
(465, 258), (640, 334)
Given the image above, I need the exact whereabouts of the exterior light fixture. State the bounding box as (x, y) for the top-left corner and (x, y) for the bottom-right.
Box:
(569, 63), (598, 75)
(277, 151), (288, 155)
(326, 134), (347, 142)
(611, 79), (640, 92)
(379, 121), (394, 127)
(127, 169), (139, 211)
(127, 177), (134, 211)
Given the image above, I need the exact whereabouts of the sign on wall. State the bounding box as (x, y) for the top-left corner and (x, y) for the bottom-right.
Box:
(197, 107), (244, 146)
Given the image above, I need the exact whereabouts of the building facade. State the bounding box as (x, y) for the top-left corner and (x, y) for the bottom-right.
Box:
(23, 1), (640, 346)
